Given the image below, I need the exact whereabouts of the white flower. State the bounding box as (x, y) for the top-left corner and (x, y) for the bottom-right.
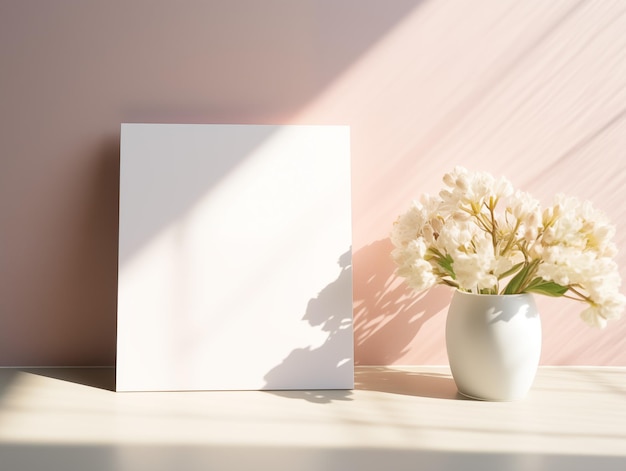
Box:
(390, 202), (425, 248)
(541, 194), (616, 256)
(536, 246), (595, 286)
(506, 190), (542, 242)
(581, 292), (626, 328)
(391, 168), (625, 327)
(434, 217), (475, 254)
(445, 167), (512, 202)
(452, 234), (498, 292)
(391, 239), (436, 292)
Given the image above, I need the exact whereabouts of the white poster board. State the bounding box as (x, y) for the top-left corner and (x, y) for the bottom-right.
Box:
(116, 124), (353, 391)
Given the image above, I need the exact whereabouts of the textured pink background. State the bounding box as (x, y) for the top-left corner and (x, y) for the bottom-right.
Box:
(1, 0), (625, 366)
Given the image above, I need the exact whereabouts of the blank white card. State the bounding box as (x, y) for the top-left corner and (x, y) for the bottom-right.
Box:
(116, 124), (353, 391)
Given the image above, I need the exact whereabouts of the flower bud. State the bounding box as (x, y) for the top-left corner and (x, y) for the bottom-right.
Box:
(430, 216), (444, 233)
(452, 211), (471, 222)
(422, 224), (436, 244)
(456, 174), (469, 191)
(443, 172), (455, 187)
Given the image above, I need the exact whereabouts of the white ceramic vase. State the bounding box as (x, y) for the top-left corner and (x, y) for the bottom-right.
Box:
(445, 290), (542, 401)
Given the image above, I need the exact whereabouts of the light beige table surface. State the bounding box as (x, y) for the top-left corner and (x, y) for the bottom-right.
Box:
(1, 366), (624, 470)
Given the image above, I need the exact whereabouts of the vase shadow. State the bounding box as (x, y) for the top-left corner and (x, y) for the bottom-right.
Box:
(262, 238), (455, 401)
(354, 367), (464, 400)
(352, 239), (452, 365)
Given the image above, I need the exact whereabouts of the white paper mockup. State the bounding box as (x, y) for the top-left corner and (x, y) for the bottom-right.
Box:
(116, 124), (353, 391)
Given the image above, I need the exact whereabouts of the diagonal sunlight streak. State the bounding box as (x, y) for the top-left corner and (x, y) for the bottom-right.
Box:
(279, 0), (626, 366)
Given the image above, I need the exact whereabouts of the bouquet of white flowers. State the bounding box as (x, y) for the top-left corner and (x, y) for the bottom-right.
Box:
(390, 167), (625, 328)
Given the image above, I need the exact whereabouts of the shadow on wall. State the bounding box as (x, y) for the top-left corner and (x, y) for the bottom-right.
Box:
(0, 136), (120, 366)
(0, 0), (423, 367)
(352, 238), (452, 365)
(73, 137), (121, 363)
(263, 250), (354, 402)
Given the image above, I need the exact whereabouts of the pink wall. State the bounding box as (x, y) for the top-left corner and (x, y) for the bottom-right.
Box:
(1, 0), (625, 366)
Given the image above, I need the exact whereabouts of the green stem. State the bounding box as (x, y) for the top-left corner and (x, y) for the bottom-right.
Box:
(567, 285), (592, 303)
(519, 259), (540, 292)
(501, 220), (521, 256)
(488, 202), (498, 253)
